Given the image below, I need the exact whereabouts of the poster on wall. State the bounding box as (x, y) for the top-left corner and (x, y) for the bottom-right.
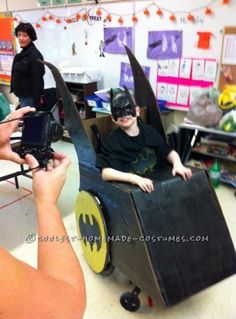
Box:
(0, 15), (16, 85)
(0, 40), (14, 54)
(119, 62), (150, 90)
(0, 54), (14, 76)
(103, 27), (133, 54)
(147, 30), (182, 60)
(222, 34), (236, 65)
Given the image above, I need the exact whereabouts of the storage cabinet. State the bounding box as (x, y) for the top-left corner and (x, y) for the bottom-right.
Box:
(62, 81), (97, 142)
(178, 123), (236, 190)
(65, 81), (97, 120)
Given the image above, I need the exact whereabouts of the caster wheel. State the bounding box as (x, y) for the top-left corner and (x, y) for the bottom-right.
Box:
(120, 292), (140, 312)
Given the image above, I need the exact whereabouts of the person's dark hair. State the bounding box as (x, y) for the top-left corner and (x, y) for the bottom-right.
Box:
(15, 22), (37, 41)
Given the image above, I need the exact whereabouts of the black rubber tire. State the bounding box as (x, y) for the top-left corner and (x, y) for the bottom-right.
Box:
(101, 263), (115, 277)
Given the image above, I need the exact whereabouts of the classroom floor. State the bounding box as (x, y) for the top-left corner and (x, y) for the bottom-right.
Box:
(0, 140), (236, 319)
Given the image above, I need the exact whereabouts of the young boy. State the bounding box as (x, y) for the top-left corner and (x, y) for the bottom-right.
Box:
(96, 89), (192, 193)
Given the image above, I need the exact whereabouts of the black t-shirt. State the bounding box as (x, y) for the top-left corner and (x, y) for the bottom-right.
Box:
(96, 121), (172, 175)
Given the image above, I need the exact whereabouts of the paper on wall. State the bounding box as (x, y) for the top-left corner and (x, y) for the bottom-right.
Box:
(192, 59), (205, 80)
(157, 82), (167, 100)
(189, 86), (202, 106)
(204, 60), (217, 82)
(179, 58), (192, 79)
(168, 59), (180, 77)
(157, 60), (169, 76)
(166, 84), (178, 103)
(222, 34), (236, 65)
(177, 85), (190, 106)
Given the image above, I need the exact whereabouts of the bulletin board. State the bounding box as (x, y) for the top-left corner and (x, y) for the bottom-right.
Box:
(218, 26), (236, 91)
(156, 57), (216, 110)
(0, 13), (16, 85)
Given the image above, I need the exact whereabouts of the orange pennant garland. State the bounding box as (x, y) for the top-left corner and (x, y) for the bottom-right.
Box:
(13, 1), (231, 28)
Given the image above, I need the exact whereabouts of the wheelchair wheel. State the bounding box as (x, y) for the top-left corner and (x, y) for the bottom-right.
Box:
(75, 190), (110, 274)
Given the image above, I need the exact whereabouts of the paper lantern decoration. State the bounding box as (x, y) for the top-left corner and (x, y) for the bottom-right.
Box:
(56, 18), (61, 24)
(48, 15), (54, 20)
(169, 13), (176, 22)
(205, 7), (213, 15)
(187, 13), (195, 22)
(222, 0), (230, 3)
(118, 16), (123, 24)
(96, 8), (102, 16)
(82, 13), (88, 21)
(106, 14), (112, 22)
(156, 8), (163, 16)
(42, 16), (47, 21)
(143, 8), (150, 16)
(35, 23), (41, 28)
(76, 13), (81, 20)
(132, 15), (138, 23)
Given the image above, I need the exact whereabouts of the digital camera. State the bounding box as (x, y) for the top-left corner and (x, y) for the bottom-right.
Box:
(18, 110), (63, 167)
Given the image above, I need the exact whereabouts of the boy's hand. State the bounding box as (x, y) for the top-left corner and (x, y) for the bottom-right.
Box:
(172, 163), (192, 181)
(129, 174), (154, 193)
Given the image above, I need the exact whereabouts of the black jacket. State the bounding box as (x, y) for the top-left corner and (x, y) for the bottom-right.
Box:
(10, 42), (45, 107)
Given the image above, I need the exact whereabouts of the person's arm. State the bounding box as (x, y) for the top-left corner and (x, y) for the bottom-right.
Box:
(31, 53), (45, 107)
(102, 167), (154, 193)
(0, 153), (86, 319)
(166, 150), (192, 180)
(0, 106), (35, 164)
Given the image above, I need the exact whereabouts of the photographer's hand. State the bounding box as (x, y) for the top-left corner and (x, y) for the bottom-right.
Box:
(25, 152), (71, 205)
(0, 106), (35, 164)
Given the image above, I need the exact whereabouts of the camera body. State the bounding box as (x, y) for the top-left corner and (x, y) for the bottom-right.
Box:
(19, 111), (63, 167)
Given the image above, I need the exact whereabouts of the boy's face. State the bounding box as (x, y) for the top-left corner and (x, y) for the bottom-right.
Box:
(112, 106), (140, 129)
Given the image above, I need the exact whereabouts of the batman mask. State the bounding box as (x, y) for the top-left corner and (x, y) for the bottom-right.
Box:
(110, 86), (136, 121)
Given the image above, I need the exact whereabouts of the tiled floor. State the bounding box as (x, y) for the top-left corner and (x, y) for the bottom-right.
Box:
(0, 140), (236, 319)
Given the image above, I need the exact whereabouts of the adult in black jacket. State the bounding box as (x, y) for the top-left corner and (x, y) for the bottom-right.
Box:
(11, 23), (45, 108)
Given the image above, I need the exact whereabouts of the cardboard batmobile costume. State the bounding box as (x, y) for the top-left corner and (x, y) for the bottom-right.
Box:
(44, 47), (236, 310)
